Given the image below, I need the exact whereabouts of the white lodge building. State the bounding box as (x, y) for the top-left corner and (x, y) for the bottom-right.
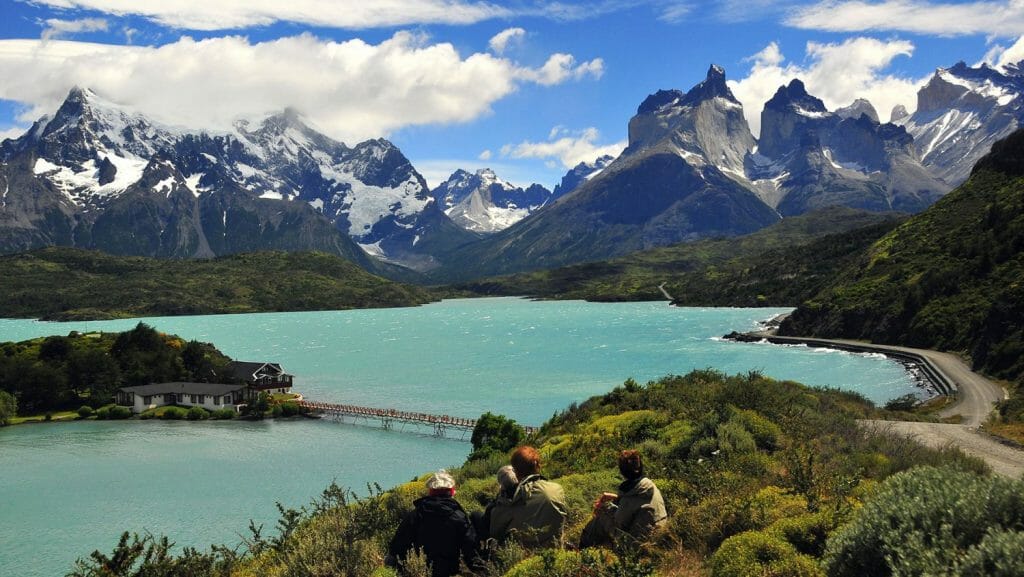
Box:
(116, 382), (248, 414)
(115, 360), (295, 414)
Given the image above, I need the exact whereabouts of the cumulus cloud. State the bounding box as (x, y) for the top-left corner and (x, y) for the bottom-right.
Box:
(0, 126), (29, 142)
(489, 27), (525, 54)
(983, 36), (1024, 69)
(24, 0), (512, 31)
(519, 53), (604, 85)
(478, 149), (493, 160)
(501, 127), (625, 168)
(787, 0), (1024, 37)
(40, 17), (109, 41)
(0, 33), (604, 144)
(729, 38), (924, 136)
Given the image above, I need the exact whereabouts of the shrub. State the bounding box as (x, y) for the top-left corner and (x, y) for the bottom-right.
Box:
(823, 467), (1024, 577)
(108, 406), (132, 420)
(187, 406), (209, 421)
(269, 404), (283, 418)
(279, 401), (303, 417)
(139, 412), (155, 420)
(210, 409), (236, 420)
(768, 509), (841, 557)
(709, 531), (824, 577)
(503, 549), (626, 577)
(956, 528), (1024, 576)
(884, 393), (919, 412)
(95, 407), (110, 420)
(77, 405), (94, 418)
(160, 407), (187, 420)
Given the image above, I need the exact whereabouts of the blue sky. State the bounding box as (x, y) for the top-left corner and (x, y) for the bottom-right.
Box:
(1, 0), (1023, 188)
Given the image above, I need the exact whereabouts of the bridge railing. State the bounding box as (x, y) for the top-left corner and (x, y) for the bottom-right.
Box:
(297, 400), (538, 437)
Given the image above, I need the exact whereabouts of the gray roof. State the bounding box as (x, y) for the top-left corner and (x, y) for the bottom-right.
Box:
(224, 361), (286, 380)
(120, 382), (247, 396)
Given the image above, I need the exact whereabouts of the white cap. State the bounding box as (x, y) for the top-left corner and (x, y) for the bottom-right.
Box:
(426, 469), (456, 490)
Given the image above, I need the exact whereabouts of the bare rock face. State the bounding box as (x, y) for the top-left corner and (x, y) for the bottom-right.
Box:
(890, 104), (910, 124)
(836, 98), (880, 123)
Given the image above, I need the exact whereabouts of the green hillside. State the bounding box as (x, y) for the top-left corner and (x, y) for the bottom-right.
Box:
(0, 248), (440, 320)
(74, 370), (1023, 577)
(457, 208), (904, 306)
(781, 130), (1024, 388)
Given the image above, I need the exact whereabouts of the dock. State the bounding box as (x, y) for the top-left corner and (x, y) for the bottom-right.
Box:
(296, 400), (539, 440)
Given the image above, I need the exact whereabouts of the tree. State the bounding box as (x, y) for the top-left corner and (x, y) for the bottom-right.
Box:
(0, 390), (16, 426)
(470, 412), (525, 461)
(67, 347), (121, 403)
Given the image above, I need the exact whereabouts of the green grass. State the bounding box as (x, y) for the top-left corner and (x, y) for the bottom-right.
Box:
(9, 410), (79, 425)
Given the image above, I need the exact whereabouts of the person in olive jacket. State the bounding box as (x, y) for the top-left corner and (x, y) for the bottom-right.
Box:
(387, 470), (480, 577)
(580, 450), (668, 548)
(490, 446), (568, 547)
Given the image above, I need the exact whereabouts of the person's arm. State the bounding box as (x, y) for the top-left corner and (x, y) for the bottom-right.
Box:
(388, 510), (416, 561)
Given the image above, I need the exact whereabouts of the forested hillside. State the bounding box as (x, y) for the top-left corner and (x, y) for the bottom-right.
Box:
(0, 248), (439, 320)
(781, 130), (1024, 388)
(458, 208), (904, 305)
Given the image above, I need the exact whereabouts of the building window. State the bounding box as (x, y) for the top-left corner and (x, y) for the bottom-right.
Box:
(143, 395), (152, 405)
(198, 394), (205, 404)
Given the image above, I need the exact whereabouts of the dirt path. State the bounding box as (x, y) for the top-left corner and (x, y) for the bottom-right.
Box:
(732, 333), (1022, 478)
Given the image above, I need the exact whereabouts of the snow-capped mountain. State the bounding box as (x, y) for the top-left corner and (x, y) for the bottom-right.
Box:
(431, 168), (551, 233)
(904, 60), (1024, 185)
(551, 155), (615, 200)
(427, 65), (955, 282)
(0, 87), (473, 268)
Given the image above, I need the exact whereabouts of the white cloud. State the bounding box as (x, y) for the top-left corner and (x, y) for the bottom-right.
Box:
(0, 33), (604, 144)
(729, 38), (924, 136)
(518, 53), (604, 85)
(24, 0), (513, 31)
(984, 36), (1024, 69)
(501, 127), (625, 168)
(478, 149), (493, 160)
(0, 126), (28, 142)
(788, 0), (1024, 37)
(40, 17), (109, 41)
(658, 2), (693, 23)
(489, 27), (525, 54)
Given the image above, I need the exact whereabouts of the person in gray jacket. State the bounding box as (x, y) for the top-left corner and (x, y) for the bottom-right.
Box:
(580, 449), (668, 548)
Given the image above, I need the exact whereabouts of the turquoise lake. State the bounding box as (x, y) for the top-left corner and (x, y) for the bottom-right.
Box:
(0, 298), (922, 576)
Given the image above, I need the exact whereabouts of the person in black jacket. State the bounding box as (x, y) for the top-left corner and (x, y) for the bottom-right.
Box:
(387, 470), (479, 577)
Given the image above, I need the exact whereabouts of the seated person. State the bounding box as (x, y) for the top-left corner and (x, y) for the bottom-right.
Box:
(387, 470), (480, 577)
(580, 450), (667, 548)
(472, 465), (518, 542)
(490, 446), (567, 547)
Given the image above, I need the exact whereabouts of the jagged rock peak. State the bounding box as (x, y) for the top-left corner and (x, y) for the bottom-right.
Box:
(836, 98), (879, 123)
(682, 63), (737, 105)
(765, 79), (828, 114)
(637, 89), (685, 114)
(636, 64), (737, 114)
(890, 104), (910, 123)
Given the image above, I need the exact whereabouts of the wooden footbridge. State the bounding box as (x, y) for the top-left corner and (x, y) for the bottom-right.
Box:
(296, 400), (538, 440)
